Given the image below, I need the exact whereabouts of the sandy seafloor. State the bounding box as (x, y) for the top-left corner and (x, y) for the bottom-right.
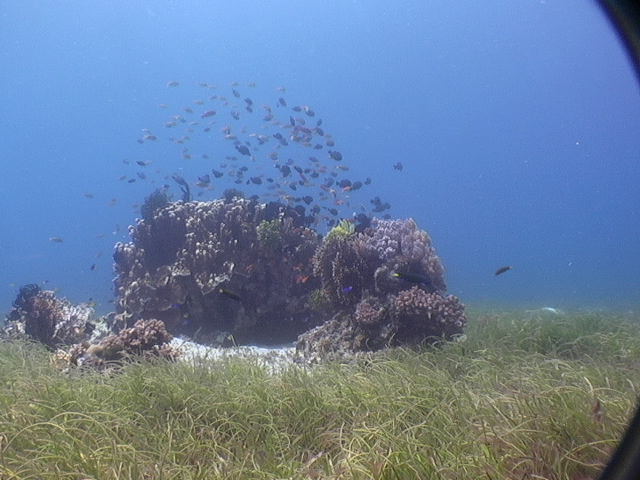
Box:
(169, 337), (299, 373)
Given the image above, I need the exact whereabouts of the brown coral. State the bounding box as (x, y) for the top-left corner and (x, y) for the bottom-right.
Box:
(67, 319), (177, 369)
(3, 288), (95, 348)
(390, 286), (466, 343)
(312, 235), (375, 307)
(354, 297), (387, 327)
(114, 198), (322, 344)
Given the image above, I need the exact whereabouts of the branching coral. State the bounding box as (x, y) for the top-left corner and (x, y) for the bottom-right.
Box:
(360, 218), (446, 292)
(390, 286), (466, 343)
(354, 296), (387, 328)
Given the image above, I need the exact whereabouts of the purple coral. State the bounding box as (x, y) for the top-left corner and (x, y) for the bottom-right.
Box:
(390, 286), (466, 343)
(361, 218), (446, 292)
(354, 297), (386, 327)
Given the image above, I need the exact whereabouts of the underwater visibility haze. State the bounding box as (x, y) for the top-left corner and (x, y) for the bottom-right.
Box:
(1, 0), (639, 313)
(3, 2), (640, 479)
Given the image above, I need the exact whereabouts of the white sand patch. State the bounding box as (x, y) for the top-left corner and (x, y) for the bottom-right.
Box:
(169, 337), (299, 373)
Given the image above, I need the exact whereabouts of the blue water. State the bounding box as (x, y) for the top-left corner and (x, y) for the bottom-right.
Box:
(1, 0), (638, 315)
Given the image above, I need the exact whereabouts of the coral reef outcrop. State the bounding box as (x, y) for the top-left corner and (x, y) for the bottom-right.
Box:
(3, 210), (465, 364)
(3, 285), (95, 347)
(298, 218), (466, 360)
(61, 319), (177, 369)
(113, 197), (322, 344)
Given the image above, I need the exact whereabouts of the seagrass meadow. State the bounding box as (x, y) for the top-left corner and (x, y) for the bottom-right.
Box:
(0, 310), (638, 480)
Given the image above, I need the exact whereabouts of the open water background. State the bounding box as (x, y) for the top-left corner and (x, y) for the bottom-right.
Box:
(1, 0), (638, 314)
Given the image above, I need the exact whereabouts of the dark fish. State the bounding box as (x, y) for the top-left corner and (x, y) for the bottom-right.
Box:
(219, 287), (241, 301)
(235, 144), (251, 156)
(201, 110), (216, 118)
(279, 165), (291, 177)
(364, 177), (372, 185)
(212, 169), (224, 178)
(302, 195), (313, 205)
(292, 106), (302, 112)
(232, 89), (240, 98)
(250, 176), (263, 185)
(128, 178), (136, 183)
(198, 174), (211, 184)
(393, 162), (403, 171)
(495, 266), (513, 276)
(278, 97), (287, 106)
(136, 160), (150, 167)
(137, 172), (146, 180)
(90, 264), (96, 271)
(328, 150), (343, 161)
(328, 208), (338, 216)
(49, 236), (64, 243)
(351, 181), (363, 190)
(393, 272), (431, 285)
(172, 174), (191, 202)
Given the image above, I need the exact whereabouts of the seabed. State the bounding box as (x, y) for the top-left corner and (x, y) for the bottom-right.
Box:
(0, 307), (638, 480)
